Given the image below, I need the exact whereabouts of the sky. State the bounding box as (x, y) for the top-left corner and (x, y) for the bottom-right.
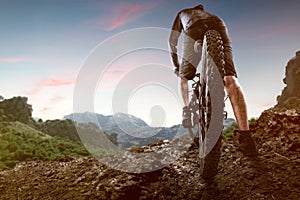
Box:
(0, 0), (300, 127)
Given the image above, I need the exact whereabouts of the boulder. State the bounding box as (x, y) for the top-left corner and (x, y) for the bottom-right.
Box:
(277, 50), (300, 107)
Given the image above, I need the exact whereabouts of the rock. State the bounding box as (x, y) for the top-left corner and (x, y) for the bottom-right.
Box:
(277, 50), (300, 108)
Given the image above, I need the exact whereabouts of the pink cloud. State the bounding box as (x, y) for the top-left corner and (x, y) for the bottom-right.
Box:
(25, 78), (75, 95)
(40, 107), (51, 113)
(38, 96), (65, 114)
(0, 57), (31, 63)
(25, 88), (42, 96)
(95, 2), (159, 31)
(41, 78), (74, 87)
(49, 96), (65, 102)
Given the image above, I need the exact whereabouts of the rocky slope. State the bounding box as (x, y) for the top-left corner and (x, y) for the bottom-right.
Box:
(0, 107), (299, 200)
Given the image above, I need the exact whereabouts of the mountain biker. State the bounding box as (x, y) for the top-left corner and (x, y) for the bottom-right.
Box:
(169, 4), (257, 156)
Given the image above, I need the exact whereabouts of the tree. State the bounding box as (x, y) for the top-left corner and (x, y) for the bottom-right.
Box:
(0, 96), (33, 123)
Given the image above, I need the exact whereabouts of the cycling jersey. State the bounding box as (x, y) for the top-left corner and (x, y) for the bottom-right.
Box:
(169, 5), (237, 80)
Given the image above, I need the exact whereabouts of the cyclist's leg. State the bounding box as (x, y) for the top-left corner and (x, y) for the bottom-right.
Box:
(179, 33), (201, 108)
(224, 75), (249, 130)
(180, 77), (189, 107)
(224, 75), (258, 156)
(179, 63), (196, 104)
(179, 63), (196, 128)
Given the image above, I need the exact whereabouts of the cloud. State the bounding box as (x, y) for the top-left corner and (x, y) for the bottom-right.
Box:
(39, 107), (51, 114)
(49, 96), (65, 102)
(41, 78), (74, 87)
(25, 88), (42, 96)
(38, 96), (65, 114)
(94, 2), (159, 31)
(0, 57), (31, 63)
(25, 77), (75, 95)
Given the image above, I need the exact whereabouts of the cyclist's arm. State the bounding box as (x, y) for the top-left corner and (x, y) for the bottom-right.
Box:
(169, 13), (183, 69)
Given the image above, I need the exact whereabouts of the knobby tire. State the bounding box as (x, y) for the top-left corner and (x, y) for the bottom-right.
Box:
(197, 30), (225, 181)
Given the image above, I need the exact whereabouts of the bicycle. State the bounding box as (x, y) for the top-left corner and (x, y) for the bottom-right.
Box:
(188, 30), (227, 181)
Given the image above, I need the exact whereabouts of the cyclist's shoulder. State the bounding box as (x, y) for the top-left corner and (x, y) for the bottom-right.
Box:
(209, 14), (224, 22)
(207, 14), (227, 27)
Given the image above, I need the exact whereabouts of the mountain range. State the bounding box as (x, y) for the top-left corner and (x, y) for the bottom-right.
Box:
(64, 112), (235, 149)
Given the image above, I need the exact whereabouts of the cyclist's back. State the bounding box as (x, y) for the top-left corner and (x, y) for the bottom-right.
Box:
(169, 4), (236, 80)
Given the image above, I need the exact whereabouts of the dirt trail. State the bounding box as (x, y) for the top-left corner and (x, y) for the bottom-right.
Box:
(0, 108), (299, 200)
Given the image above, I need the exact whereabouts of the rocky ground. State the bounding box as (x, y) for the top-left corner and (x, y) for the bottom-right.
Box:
(0, 108), (299, 200)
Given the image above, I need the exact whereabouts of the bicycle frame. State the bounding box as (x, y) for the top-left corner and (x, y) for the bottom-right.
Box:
(188, 73), (201, 139)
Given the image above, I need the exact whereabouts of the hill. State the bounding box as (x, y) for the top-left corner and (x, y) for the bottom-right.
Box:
(9, 121), (50, 138)
(0, 97), (93, 170)
(0, 120), (90, 170)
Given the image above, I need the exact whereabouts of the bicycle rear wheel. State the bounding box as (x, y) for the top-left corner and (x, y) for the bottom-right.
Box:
(198, 30), (225, 181)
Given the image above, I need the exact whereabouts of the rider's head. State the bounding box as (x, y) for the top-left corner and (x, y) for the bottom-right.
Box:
(194, 4), (204, 10)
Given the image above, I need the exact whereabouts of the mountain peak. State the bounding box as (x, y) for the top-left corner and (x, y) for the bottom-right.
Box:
(112, 112), (149, 127)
